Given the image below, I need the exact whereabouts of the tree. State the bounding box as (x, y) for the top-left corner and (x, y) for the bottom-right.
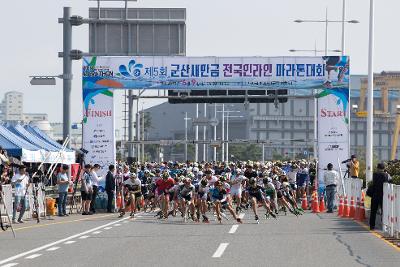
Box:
(229, 144), (262, 161)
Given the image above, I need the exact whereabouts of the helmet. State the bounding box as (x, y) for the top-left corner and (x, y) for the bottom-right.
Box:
(214, 181), (222, 187)
(162, 172), (169, 178)
(249, 178), (256, 185)
(200, 179), (208, 187)
(130, 173), (137, 179)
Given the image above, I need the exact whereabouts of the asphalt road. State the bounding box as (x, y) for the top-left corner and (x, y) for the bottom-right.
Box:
(0, 210), (399, 267)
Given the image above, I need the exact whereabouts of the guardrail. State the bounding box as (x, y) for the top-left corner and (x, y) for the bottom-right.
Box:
(383, 183), (400, 238)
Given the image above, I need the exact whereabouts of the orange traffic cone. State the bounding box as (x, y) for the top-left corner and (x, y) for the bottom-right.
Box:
(116, 192), (122, 209)
(301, 192), (308, 210)
(354, 197), (360, 220)
(337, 195), (344, 216)
(349, 196), (355, 218)
(342, 196), (350, 217)
(312, 192), (320, 213)
(358, 196), (366, 221)
(319, 194), (326, 212)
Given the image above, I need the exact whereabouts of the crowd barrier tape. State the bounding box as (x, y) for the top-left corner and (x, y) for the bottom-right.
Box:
(383, 183), (400, 238)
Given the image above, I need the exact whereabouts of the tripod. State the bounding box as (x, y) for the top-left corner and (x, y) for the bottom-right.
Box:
(0, 186), (16, 238)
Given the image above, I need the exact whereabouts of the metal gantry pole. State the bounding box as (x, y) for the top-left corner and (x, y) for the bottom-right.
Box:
(128, 90), (134, 160)
(366, 0), (375, 182)
(213, 103), (217, 162)
(341, 0), (346, 55)
(221, 104), (225, 162)
(203, 103), (207, 162)
(262, 143), (265, 162)
(325, 7), (328, 56)
(195, 104), (199, 162)
(314, 90), (318, 160)
(63, 7), (72, 148)
(185, 112), (188, 161)
(226, 112), (229, 162)
(136, 97), (140, 162)
(141, 106), (145, 162)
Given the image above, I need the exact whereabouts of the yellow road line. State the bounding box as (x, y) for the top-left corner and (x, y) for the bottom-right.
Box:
(355, 220), (400, 252)
(1, 214), (113, 233)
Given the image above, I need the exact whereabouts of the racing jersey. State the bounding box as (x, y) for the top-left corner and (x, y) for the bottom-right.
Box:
(124, 178), (141, 192)
(156, 177), (175, 193)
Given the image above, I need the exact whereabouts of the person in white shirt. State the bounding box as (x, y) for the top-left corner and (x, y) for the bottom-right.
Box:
(90, 164), (102, 213)
(11, 166), (30, 223)
(323, 163), (339, 213)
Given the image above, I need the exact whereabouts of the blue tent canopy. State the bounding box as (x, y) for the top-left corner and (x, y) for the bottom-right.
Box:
(0, 124), (43, 162)
(7, 124), (59, 152)
(24, 125), (73, 152)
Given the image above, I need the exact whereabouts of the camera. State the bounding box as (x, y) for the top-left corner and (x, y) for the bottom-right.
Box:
(341, 159), (351, 164)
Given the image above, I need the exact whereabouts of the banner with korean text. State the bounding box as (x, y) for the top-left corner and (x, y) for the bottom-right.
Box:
(82, 56), (349, 170)
(316, 56), (350, 185)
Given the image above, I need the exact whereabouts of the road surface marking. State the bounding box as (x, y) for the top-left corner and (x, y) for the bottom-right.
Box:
(92, 231), (102, 235)
(0, 216), (131, 266)
(229, 225), (239, 234)
(114, 224), (121, 226)
(64, 241), (76, 245)
(79, 235), (89, 239)
(212, 243), (229, 258)
(355, 220), (400, 252)
(46, 247), (60, 251)
(0, 263), (19, 267)
(104, 227), (112, 230)
(0, 214), (113, 234)
(25, 254), (41, 259)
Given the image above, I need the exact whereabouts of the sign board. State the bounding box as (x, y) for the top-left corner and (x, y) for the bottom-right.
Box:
(356, 111), (367, 117)
(88, 8), (186, 56)
(82, 56), (350, 171)
(192, 117), (219, 127)
(83, 56), (332, 90)
(316, 56), (350, 185)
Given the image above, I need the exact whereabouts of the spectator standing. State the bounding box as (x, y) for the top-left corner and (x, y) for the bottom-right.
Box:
(369, 163), (389, 230)
(90, 164), (101, 214)
(105, 165), (116, 213)
(11, 165), (30, 223)
(80, 164), (93, 215)
(323, 163), (339, 213)
(57, 165), (70, 216)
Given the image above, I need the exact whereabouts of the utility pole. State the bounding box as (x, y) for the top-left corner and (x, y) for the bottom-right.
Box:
(185, 112), (188, 161)
(63, 7), (72, 148)
(214, 103), (217, 162)
(128, 90), (134, 161)
(195, 104), (199, 162)
(221, 104), (225, 162)
(203, 103), (207, 162)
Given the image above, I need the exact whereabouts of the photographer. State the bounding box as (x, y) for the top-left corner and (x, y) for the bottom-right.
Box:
(11, 165), (30, 224)
(342, 155), (359, 178)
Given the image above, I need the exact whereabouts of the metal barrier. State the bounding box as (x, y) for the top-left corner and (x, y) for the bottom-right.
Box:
(383, 183), (400, 238)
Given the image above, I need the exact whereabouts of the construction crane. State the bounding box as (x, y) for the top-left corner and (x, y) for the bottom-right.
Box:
(359, 71), (400, 160)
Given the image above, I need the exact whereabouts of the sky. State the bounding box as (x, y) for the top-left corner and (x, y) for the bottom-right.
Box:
(0, 0), (399, 129)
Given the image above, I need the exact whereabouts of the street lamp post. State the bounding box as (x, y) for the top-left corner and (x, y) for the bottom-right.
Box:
(366, 0), (375, 182)
(184, 112), (192, 161)
(294, 10), (359, 56)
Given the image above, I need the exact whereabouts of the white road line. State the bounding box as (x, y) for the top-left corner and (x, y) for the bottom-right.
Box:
(104, 227), (112, 230)
(64, 241), (76, 245)
(79, 235), (89, 239)
(229, 225), (239, 234)
(0, 263), (19, 267)
(92, 231), (102, 235)
(114, 224), (121, 226)
(25, 254), (41, 259)
(46, 247), (60, 251)
(212, 243), (229, 258)
(0, 216), (132, 266)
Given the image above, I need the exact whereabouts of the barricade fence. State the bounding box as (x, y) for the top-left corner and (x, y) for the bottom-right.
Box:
(383, 183), (400, 238)
(336, 178), (365, 220)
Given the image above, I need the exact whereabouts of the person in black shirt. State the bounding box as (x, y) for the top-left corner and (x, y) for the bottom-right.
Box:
(369, 163), (389, 230)
(247, 178), (276, 223)
(105, 165), (116, 213)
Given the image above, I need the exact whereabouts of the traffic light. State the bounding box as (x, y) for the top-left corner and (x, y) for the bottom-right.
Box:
(167, 89), (288, 104)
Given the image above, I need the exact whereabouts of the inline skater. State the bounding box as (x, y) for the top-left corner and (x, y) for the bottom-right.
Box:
(119, 173), (141, 218)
